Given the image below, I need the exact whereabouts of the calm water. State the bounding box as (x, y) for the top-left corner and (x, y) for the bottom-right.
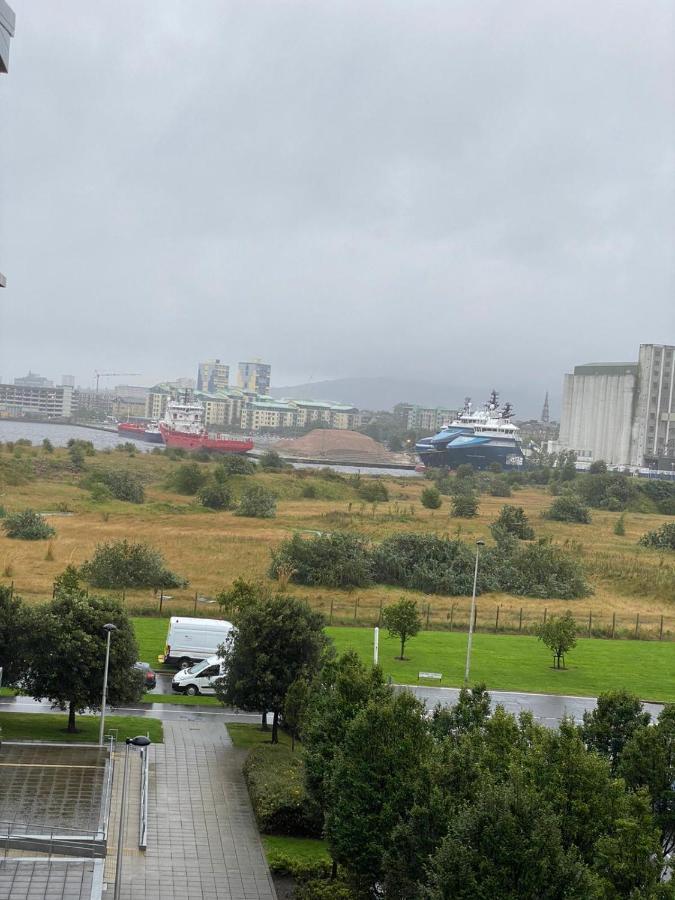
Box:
(0, 419), (420, 476)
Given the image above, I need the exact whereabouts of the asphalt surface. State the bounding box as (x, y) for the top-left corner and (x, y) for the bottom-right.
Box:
(0, 681), (665, 727)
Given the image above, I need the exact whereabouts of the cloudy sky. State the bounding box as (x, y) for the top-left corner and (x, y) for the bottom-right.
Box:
(1, 1), (673, 415)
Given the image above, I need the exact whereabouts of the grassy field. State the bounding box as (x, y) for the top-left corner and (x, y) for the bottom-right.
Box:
(262, 835), (331, 871)
(1, 447), (674, 634)
(134, 617), (674, 702)
(227, 721), (293, 748)
(0, 711), (163, 742)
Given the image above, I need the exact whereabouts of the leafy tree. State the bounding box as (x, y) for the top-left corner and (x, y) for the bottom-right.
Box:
(613, 513), (626, 536)
(216, 595), (327, 743)
(0, 586), (32, 685)
(80, 539), (187, 589)
(215, 577), (267, 622)
(22, 593), (142, 732)
(537, 611), (577, 669)
(325, 691), (432, 894)
(381, 597), (422, 660)
(581, 691), (651, 771)
(259, 449), (288, 470)
(270, 532), (372, 588)
(68, 444), (86, 469)
(283, 675), (310, 750)
(53, 565), (82, 596)
(490, 505), (534, 540)
(557, 450), (577, 482)
(420, 486), (442, 509)
(170, 462), (207, 495)
(358, 480), (389, 503)
(197, 479), (233, 510)
(2, 509), (55, 540)
(428, 683), (491, 740)
(589, 460), (607, 474)
(235, 484), (277, 518)
(638, 522), (675, 551)
(42, 438), (54, 453)
(451, 491), (479, 518)
(544, 494), (591, 523)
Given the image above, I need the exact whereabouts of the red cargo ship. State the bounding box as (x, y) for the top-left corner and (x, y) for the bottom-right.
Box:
(159, 399), (254, 454)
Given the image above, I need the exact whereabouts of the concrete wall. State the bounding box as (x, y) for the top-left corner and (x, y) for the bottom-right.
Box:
(557, 372), (636, 465)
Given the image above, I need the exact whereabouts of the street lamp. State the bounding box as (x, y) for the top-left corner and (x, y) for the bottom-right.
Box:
(99, 623), (118, 746)
(464, 540), (485, 684)
(114, 735), (151, 900)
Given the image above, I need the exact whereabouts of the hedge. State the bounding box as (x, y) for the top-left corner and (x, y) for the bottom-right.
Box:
(243, 744), (322, 837)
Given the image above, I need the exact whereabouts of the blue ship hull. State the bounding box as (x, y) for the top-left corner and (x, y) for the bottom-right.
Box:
(416, 428), (524, 471)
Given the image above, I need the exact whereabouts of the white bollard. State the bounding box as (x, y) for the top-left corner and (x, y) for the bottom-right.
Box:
(373, 626), (379, 666)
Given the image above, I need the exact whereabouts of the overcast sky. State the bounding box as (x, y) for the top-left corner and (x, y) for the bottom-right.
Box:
(1, 1), (673, 415)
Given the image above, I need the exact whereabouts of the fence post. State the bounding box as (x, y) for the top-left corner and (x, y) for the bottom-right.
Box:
(122, 589), (126, 606)
(354, 596), (358, 622)
(193, 591), (198, 615)
(519, 608), (523, 632)
(9, 581), (14, 600)
(329, 597), (334, 626)
(449, 604), (455, 631)
(426, 603), (431, 628)
(473, 604), (478, 631)
(543, 608), (547, 625)
(495, 605), (500, 632)
(611, 612), (616, 640)
(159, 591), (164, 614)
(588, 609), (592, 638)
(659, 615), (664, 641)
(635, 613), (640, 639)
(378, 597), (383, 626)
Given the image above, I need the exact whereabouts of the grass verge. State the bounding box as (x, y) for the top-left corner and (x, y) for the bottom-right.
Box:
(262, 835), (331, 877)
(0, 711), (163, 743)
(227, 721), (292, 749)
(327, 627), (675, 702)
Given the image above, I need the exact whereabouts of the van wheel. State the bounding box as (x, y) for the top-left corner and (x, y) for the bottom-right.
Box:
(178, 658), (192, 670)
(186, 685), (199, 696)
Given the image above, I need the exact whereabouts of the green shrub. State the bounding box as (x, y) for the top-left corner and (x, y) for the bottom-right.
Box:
(259, 450), (288, 471)
(243, 744), (321, 836)
(455, 463), (474, 480)
(115, 441), (137, 455)
(489, 476), (512, 498)
(2, 509), (55, 540)
(420, 486), (442, 509)
(543, 494), (591, 524)
(499, 539), (590, 599)
(89, 482), (113, 503)
(0, 456), (34, 486)
(490, 505), (535, 540)
(215, 455), (257, 477)
(638, 522), (675, 551)
(235, 484), (277, 518)
(88, 470), (145, 503)
(170, 462), (207, 495)
(80, 539), (187, 588)
(614, 513), (626, 536)
(197, 480), (234, 510)
(263, 839), (332, 879)
(358, 480), (389, 503)
(294, 879), (357, 900)
(451, 492), (479, 518)
(271, 532), (373, 588)
(301, 483), (318, 499)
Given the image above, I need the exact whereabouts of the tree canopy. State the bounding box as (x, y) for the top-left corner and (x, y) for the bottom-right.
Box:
(381, 597), (422, 660)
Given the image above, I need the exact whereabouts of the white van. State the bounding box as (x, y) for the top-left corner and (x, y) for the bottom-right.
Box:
(160, 616), (233, 669)
(171, 655), (224, 696)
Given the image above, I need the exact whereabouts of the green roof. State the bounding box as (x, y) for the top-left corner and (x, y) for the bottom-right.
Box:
(574, 362), (638, 377)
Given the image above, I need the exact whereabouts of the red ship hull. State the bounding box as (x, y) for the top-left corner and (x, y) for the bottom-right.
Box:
(159, 424), (253, 454)
(118, 423), (146, 436)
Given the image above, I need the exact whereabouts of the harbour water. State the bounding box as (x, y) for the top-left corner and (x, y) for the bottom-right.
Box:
(0, 419), (420, 477)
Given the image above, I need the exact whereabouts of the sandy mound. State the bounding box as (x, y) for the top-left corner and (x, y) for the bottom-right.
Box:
(274, 429), (396, 463)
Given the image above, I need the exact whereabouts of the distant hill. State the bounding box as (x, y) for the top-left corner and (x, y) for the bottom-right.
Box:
(271, 376), (551, 420)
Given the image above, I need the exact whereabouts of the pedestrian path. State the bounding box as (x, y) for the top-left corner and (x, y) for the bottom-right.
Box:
(104, 718), (276, 900)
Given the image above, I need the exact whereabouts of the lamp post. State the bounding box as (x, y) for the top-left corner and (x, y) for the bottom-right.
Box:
(464, 540), (485, 684)
(99, 623), (117, 746)
(114, 735), (151, 900)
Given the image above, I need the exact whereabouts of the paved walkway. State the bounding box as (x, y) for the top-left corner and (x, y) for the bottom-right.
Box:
(104, 719), (276, 900)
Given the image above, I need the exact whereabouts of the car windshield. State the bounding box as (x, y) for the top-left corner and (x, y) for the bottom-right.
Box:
(186, 660), (208, 675)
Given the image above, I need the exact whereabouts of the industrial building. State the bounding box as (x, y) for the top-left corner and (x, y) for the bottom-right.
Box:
(0, 381), (74, 418)
(555, 344), (675, 469)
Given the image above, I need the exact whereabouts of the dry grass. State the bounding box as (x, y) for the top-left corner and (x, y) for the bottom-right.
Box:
(1, 453), (673, 636)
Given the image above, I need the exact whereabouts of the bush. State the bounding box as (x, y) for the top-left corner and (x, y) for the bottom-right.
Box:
(243, 744), (321, 836)
(263, 841), (331, 880)
(613, 513), (626, 536)
(197, 480), (234, 510)
(235, 484), (277, 518)
(170, 462), (207, 495)
(271, 532), (373, 588)
(455, 464), (474, 480)
(88, 470), (145, 503)
(489, 476), (512, 498)
(500, 539), (590, 599)
(451, 492), (479, 518)
(301, 483), (318, 499)
(638, 522), (675, 551)
(89, 482), (113, 503)
(2, 509), (55, 540)
(215, 455), (257, 477)
(80, 539), (187, 588)
(420, 486), (442, 509)
(543, 494), (591, 524)
(259, 449), (288, 471)
(490, 505), (534, 540)
(294, 879), (357, 900)
(358, 480), (389, 503)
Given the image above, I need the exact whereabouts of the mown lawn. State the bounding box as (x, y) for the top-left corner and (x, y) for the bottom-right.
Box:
(134, 616), (169, 665)
(0, 712), (163, 743)
(262, 835), (331, 872)
(327, 627), (675, 702)
(227, 722), (292, 749)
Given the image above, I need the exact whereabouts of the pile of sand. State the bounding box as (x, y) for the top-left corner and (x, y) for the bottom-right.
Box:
(274, 429), (396, 463)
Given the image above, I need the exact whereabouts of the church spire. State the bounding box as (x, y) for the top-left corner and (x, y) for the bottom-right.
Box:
(541, 391), (550, 424)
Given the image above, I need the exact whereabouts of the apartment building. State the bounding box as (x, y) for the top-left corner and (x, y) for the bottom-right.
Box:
(237, 361), (271, 395)
(240, 399), (296, 431)
(394, 403), (457, 433)
(0, 382), (73, 418)
(197, 360), (229, 393)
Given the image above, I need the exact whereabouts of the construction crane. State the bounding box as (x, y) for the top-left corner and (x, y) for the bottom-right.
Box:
(94, 371), (141, 394)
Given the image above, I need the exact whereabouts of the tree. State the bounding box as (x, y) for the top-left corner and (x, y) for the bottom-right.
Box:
(42, 438), (54, 453)
(420, 486), (442, 509)
(284, 675), (310, 751)
(0, 586), (32, 685)
(381, 597), (422, 660)
(581, 691), (651, 771)
(544, 494), (591, 524)
(490, 505), (535, 540)
(613, 513), (626, 536)
(235, 484), (277, 518)
(80, 539), (187, 589)
(537, 611), (578, 669)
(22, 592), (142, 732)
(2, 509), (55, 540)
(428, 683), (491, 740)
(215, 577), (267, 622)
(589, 460), (608, 475)
(451, 492), (479, 518)
(170, 462), (207, 495)
(68, 444), (86, 469)
(216, 595), (327, 743)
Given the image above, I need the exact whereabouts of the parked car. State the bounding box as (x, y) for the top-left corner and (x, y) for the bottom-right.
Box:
(134, 661), (156, 690)
(171, 655), (224, 696)
(160, 616), (233, 669)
